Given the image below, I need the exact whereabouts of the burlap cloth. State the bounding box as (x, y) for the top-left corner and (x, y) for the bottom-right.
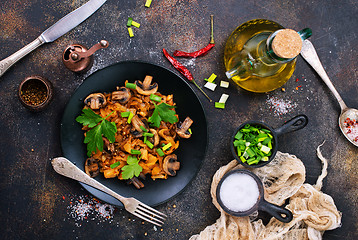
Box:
(189, 143), (341, 240)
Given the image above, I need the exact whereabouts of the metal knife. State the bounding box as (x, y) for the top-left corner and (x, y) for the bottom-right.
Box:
(0, 0), (107, 78)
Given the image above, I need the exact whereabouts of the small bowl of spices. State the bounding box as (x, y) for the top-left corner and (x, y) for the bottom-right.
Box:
(18, 75), (53, 111)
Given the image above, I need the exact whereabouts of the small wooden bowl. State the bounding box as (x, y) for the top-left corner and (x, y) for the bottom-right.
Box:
(18, 75), (53, 111)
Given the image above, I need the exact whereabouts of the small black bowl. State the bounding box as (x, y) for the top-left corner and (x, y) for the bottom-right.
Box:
(231, 115), (308, 168)
(216, 169), (293, 223)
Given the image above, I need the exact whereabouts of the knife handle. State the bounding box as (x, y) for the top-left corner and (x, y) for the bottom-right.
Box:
(0, 37), (45, 78)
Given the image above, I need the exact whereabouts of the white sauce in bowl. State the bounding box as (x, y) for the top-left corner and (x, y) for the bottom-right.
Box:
(219, 173), (260, 212)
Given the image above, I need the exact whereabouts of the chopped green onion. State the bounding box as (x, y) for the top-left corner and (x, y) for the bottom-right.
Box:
(220, 81), (229, 88)
(140, 126), (148, 132)
(145, 0), (152, 7)
(156, 148), (165, 157)
(131, 149), (142, 155)
(125, 82), (136, 89)
(207, 73), (217, 83)
(234, 131), (243, 140)
(162, 142), (172, 151)
(149, 94), (162, 102)
(188, 128), (192, 134)
(219, 94), (229, 104)
(127, 17), (133, 27)
(128, 27), (134, 37)
(246, 148), (255, 157)
(131, 20), (141, 28)
(121, 111), (130, 117)
(215, 102), (225, 109)
(145, 140), (154, 149)
(127, 112), (134, 124)
(204, 82), (217, 91)
(110, 161), (121, 169)
(240, 156), (246, 163)
(143, 132), (154, 137)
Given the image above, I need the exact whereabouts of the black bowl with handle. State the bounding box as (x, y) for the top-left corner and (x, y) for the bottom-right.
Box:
(231, 115), (308, 168)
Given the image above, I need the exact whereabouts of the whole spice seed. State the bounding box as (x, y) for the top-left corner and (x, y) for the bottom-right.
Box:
(20, 79), (47, 106)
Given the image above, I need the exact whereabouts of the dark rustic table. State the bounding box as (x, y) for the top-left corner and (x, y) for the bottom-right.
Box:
(1, 0), (357, 239)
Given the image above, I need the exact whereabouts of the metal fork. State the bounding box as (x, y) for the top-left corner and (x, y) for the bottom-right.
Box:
(51, 157), (167, 226)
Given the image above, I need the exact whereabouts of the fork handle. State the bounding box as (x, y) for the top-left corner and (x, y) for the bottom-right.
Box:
(51, 157), (128, 204)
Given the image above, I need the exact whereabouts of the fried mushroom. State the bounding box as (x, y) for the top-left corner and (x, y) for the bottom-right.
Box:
(112, 87), (131, 104)
(163, 154), (180, 176)
(130, 115), (148, 137)
(84, 93), (107, 109)
(84, 158), (100, 177)
(148, 129), (159, 147)
(176, 117), (193, 138)
(135, 75), (158, 95)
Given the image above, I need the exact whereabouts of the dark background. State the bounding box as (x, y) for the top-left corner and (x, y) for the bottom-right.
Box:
(0, 0), (357, 239)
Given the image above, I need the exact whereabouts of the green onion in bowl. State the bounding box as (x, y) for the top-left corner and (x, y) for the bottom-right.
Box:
(233, 124), (273, 165)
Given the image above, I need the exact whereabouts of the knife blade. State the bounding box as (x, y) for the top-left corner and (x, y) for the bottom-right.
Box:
(0, 0), (107, 78)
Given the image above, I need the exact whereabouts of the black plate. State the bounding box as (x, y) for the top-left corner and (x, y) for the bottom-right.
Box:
(60, 61), (208, 207)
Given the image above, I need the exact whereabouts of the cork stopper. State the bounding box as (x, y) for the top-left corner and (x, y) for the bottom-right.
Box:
(271, 29), (302, 59)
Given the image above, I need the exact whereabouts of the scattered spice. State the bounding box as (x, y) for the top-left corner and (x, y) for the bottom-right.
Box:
(343, 117), (358, 142)
(173, 15), (215, 58)
(20, 79), (47, 106)
(266, 96), (297, 117)
(65, 194), (116, 227)
(281, 88), (286, 92)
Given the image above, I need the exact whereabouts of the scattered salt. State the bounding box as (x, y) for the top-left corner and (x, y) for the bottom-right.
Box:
(266, 96), (297, 117)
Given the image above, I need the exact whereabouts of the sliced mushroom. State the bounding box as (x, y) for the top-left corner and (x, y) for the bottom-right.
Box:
(126, 173), (146, 189)
(130, 115), (148, 137)
(84, 158), (100, 177)
(135, 75), (158, 95)
(84, 93), (107, 109)
(112, 87), (131, 104)
(103, 137), (115, 153)
(148, 129), (159, 147)
(163, 154), (180, 176)
(176, 117), (193, 138)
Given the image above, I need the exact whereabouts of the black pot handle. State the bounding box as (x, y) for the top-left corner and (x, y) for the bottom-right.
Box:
(273, 114), (308, 136)
(259, 200), (293, 223)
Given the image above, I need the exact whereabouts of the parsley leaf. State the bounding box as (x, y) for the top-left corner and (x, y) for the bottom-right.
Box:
(148, 103), (178, 127)
(76, 108), (117, 157)
(75, 108), (103, 128)
(121, 155), (143, 179)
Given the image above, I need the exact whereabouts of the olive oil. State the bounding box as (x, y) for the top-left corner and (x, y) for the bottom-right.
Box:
(224, 19), (310, 93)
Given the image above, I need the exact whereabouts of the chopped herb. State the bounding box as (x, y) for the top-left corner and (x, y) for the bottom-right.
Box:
(121, 111), (130, 117)
(188, 128), (192, 134)
(128, 27), (134, 37)
(127, 112), (134, 124)
(131, 20), (141, 28)
(207, 73), (217, 83)
(127, 17), (133, 27)
(149, 94), (162, 102)
(143, 132), (154, 137)
(145, 0), (152, 8)
(140, 125), (148, 132)
(215, 102), (225, 109)
(131, 149), (142, 155)
(148, 102), (178, 128)
(76, 109), (117, 157)
(204, 81), (217, 91)
(110, 161), (121, 169)
(125, 82), (136, 89)
(156, 148), (165, 157)
(162, 142), (172, 151)
(219, 94), (229, 104)
(220, 81), (229, 88)
(145, 140), (154, 149)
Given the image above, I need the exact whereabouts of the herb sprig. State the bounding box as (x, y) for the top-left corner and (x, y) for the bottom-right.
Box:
(148, 102), (178, 128)
(76, 108), (117, 157)
(121, 155), (143, 179)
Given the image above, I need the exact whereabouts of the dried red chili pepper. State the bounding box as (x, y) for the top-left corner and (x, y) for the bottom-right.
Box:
(162, 48), (212, 102)
(173, 15), (215, 58)
(173, 43), (215, 58)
